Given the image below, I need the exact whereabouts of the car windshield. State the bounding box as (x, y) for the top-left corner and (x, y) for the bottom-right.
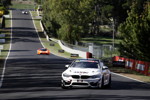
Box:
(71, 62), (99, 69)
(41, 48), (47, 51)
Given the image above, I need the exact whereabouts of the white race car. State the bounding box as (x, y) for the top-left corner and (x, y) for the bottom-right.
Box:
(61, 59), (111, 89)
(22, 11), (28, 14)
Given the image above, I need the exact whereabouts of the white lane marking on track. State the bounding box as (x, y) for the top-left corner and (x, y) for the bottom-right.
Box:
(0, 11), (70, 88)
(0, 11), (13, 88)
(0, 11), (45, 88)
(112, 72), (146, 83)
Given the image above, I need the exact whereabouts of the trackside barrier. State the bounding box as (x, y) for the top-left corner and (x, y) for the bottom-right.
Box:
(112, 56), (150, 76)
(112, 56), (125, 67)
(58, 40), (88, 58)
(135, 60), (145, 74)
(112, 56), (119, 61)
(135, 60), (150, 75)
(144, 62), (150, 76)
(125, 58), (136, 70)
(112, 56), (125, 62)
(145, 62), (150, 75)
(86, 52), (92, 58)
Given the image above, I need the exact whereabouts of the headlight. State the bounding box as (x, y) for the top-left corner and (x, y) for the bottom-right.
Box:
(91, 74), (101, 79)
(63, 73), (71, 77)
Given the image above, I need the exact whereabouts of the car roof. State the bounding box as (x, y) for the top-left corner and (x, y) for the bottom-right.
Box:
(39, 48), (47, 50)
(74, 58), (100, 63)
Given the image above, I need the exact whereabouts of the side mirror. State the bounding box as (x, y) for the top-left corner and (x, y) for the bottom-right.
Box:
(102, 66), (108, 70)
(65, 65), (69, 68)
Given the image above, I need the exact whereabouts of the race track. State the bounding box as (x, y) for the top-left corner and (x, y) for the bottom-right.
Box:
(0, 10), (150, 100)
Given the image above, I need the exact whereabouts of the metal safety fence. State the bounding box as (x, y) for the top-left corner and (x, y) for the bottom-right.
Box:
(61, 41), (118, 59)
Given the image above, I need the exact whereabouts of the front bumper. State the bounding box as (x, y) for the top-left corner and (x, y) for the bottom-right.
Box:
(38, 51), (50, 55)
(62, 78), (101, 88)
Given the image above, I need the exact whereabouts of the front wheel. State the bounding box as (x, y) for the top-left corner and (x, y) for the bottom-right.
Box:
(61, 80), (70, 89)
(61, 84), (67, 89)
(61, 82), (67, 89)
(105, 76), (111, 88)
(97, 78), (104, 89)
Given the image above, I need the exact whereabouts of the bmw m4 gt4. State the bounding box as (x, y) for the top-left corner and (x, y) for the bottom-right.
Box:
(61, 59), (111, 89)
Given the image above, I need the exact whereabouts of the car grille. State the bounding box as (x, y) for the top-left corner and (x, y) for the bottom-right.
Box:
(72, 83), (88, 86)
(72, 75), (80, 79)
(72, 75), (90, 79)
(81, 75), (90, 79)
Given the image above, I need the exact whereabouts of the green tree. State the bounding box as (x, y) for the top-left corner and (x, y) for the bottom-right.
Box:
(0, 0), (11, 14)
(34, 0), (41, 4)
(0, 0), (11, 7)
(119, 1), (150, 61)
(42, 0), (95, 44)
(82, 0), (133, 36)
(42, 0), (149, 44)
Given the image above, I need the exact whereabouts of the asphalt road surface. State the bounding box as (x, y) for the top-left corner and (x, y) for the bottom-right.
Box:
(0, 10), (150, 100)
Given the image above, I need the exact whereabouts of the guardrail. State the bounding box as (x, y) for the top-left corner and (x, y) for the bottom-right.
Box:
(112, 56), (150, 76)
(58, 40), (92, 58)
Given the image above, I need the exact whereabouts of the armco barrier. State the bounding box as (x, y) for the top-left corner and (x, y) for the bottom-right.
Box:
(119, 56), (125, 62)
(144, 62), (150, 76)
(112, 56), (125, 67)
(135, 60), (145, 74)
(86, 52), (92, 58)
(112, 56), (125, 62)
(125, 58), (131, 68)
(136, 61), (150, 75)
(131, 59), (136, 70)
(148, 62), (150, 76)
(112, 56), (150, 76)
(58, 40), (87, 58)
(112, 56), (119, 61)
(125, 58), (136, 70)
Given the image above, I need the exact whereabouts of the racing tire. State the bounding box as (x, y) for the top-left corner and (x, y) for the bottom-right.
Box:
(101, 77), (104, 89)
(61, 82), (67, 89)
(61, 85), (67, 89)
(61, 84), (71, 89)
(97, 77), (104, 89)
(61, 80), (70, 89)
(105, 75), (111, 88)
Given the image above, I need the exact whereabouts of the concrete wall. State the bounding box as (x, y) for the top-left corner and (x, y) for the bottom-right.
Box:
(58, 40), (87, 58)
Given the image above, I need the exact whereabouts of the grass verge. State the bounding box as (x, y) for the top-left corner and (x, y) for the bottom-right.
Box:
(109, 66), (150, 83)
(10, 1), (35, 10)
(82, 36), (121, 46)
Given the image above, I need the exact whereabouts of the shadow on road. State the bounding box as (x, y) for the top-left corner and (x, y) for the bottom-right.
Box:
(0, 57), (71, 92)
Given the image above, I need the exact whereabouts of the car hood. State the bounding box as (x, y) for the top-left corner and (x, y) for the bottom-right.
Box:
(63, 68), (101, 76)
